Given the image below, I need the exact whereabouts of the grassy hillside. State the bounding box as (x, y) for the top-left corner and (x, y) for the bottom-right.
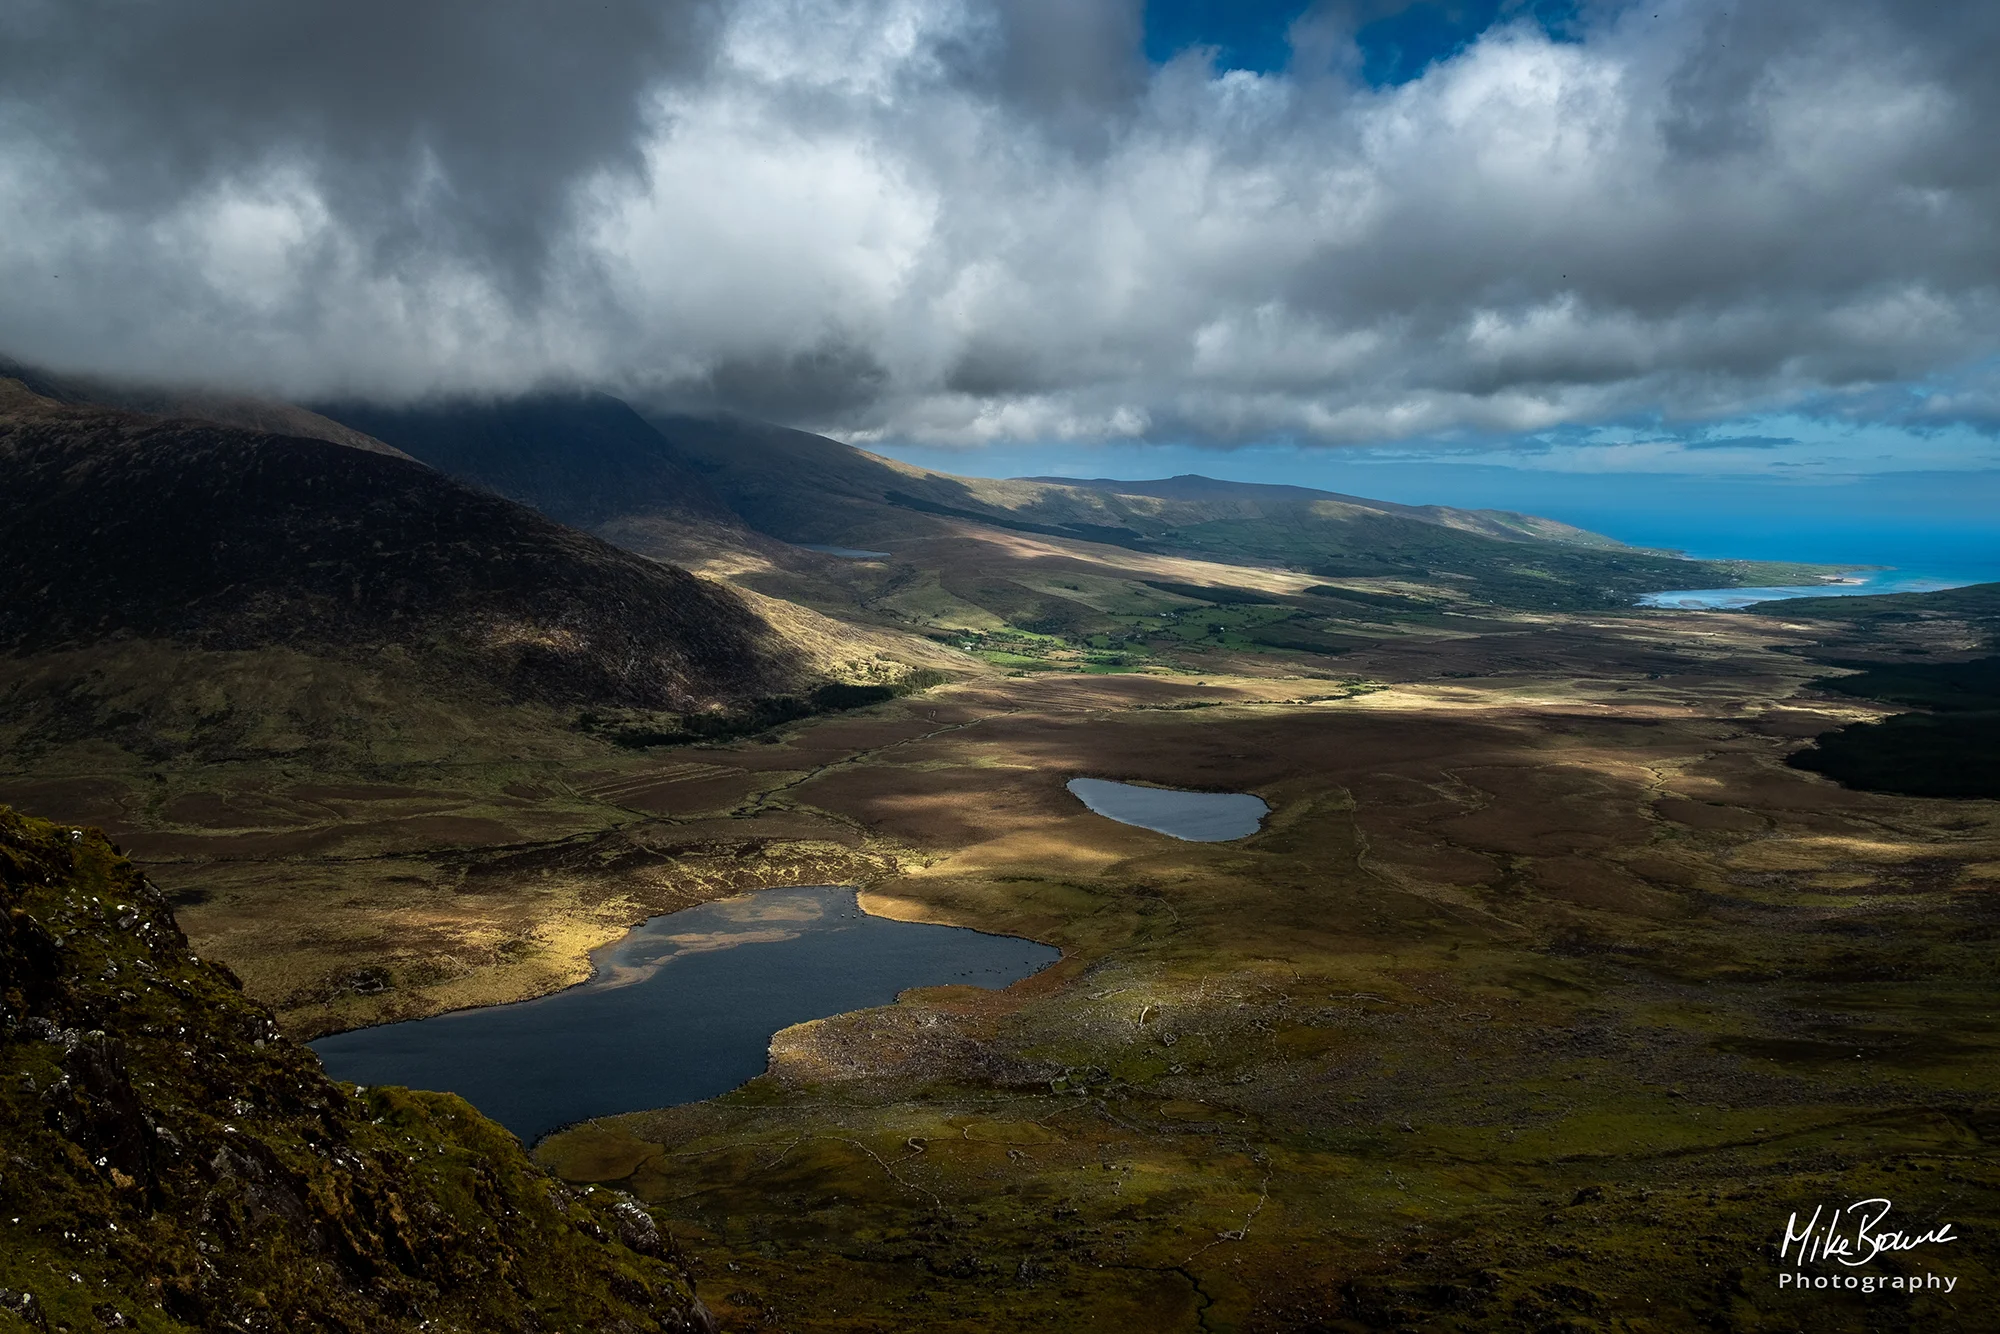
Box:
(0, 382), (810, 715)
(310, 394), (1817, 614)
(1023, 472), (1633, 546)
(1756, 580), (2000, 651)
(633, 411), (1819, 611)
(0, 803), (717, 1333)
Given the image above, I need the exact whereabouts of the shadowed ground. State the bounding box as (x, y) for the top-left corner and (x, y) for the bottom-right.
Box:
(5, 592), (1995, 1331)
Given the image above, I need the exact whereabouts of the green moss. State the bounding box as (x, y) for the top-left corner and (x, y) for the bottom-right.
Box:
(0, 804), (715, 1333)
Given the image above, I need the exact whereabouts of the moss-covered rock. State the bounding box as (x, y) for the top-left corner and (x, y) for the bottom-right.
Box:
(0, 803), (716, 1334)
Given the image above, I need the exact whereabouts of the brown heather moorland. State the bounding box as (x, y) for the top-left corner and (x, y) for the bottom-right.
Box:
(9, 594), (1996, 1331)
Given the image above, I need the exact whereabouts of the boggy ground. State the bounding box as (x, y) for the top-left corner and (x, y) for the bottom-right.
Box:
(571, 609), (1996, 1331)
(6, 604), (1997, 1331)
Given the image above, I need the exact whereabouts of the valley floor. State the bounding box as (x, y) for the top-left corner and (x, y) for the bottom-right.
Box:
(5, 604), (1996, 1331)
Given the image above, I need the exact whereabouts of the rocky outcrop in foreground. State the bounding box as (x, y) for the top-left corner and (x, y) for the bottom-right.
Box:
(0, 804), (716, 1333)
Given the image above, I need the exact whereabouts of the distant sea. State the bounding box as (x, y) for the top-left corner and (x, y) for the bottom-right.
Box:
(1467, 488), (2000, 609)
(1580, 499), (2000, 609)
(1222, 464), (2000, 599)
(1635, 568), (1984, 610)
(871, 442), (2000, 611)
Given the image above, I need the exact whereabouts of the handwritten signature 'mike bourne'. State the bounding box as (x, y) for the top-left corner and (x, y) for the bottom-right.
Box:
(1781, 1198), (1957, 1270)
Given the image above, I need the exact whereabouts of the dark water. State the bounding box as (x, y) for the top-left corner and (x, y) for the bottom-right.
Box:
(310, 886), (1058, 1143)
(799, 543), (892, 559)
(1067, 777), (1268, 841)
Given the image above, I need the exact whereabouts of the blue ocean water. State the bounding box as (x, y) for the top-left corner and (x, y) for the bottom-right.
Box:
(1635, 569), (1979, 610)
(871, 440), (2000, 603)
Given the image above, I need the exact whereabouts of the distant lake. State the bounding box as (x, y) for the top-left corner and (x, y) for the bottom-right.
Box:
(310, 886), (1057, 1144)
(1067, 777), (1268, 841)
(1637, 568), (1983, 610)
(799, 543), (892, 559)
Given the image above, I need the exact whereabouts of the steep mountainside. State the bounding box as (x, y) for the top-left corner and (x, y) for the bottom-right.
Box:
(0, 381), (808, 713)
(321, 394), (736, 529)
(0, 804), (717, 1333)
(0, 358), (410, 460)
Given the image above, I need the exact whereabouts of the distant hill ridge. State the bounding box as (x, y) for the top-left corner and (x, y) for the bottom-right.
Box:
(296, 392), (1618, 558)
(1018, 473), (1631, 549)
(298, 392), (1805, 611)
(1, 365), (1800, 623)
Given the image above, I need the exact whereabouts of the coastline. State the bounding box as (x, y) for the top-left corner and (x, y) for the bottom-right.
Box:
(1638, 565), (1995, 610)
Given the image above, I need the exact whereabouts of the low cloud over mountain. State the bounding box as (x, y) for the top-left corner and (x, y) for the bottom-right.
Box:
(3, 0), (1996, 447)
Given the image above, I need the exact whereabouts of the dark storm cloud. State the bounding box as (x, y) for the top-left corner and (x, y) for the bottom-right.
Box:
(924, 0), (1146, 152)
(0, 0), (713, 280)
(0, 0), (1996, 451)
(680, 337), (892, 421)
(984, 0), (1146, 119)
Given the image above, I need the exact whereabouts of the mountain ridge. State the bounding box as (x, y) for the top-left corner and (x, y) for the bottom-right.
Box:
(0, 357), (412, 461)
(0, 382), (810, 714)
(1016, 473), (1632, 549)
(622, 408), (1807, 609)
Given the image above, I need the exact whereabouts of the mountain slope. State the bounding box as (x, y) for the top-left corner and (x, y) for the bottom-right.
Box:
(1021, 473), (1628, 548)
(0, 381), (808, 713)
(0, 356), (411, 460)
(307, 392), (1802, 613)
(0, 804), (717, 1333)
(321, 394), (737, 529)
(632, 411), (1807, 610)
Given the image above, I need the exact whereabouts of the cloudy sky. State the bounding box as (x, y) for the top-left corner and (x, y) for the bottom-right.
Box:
(3, 0), (1997, 482)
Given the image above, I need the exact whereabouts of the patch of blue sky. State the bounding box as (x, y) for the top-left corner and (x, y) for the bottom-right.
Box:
(1477, 416), (2000, 477)
(1351, 0), (1582, 85)
(1144, 0), (1301, 73)
(1144, 0), (1583, 83)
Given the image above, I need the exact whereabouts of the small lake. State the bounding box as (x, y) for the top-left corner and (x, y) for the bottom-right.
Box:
(1637, 569), (1977, 610)
(799, 543), (892, 559)
(1067, 777), (1268, 841)
(310, 886), (1057, 1144)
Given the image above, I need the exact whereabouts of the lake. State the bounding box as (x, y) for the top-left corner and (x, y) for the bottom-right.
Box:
(799, 543), (892, 559)
(1067, 777), (1268, 841)
(310, 885), (1058, 1144)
